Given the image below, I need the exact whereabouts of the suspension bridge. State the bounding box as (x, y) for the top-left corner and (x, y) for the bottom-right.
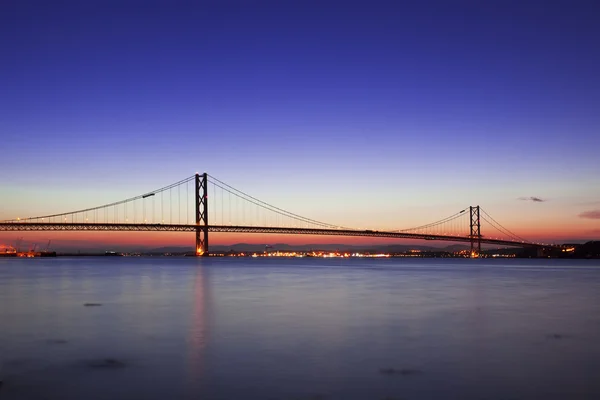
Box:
(0, 173), (553, 257)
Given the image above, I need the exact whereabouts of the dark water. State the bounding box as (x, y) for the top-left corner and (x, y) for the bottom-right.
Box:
(1, 257), (599, 400)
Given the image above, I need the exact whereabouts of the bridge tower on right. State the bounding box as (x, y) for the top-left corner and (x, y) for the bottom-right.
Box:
(469, 206), (481, 258)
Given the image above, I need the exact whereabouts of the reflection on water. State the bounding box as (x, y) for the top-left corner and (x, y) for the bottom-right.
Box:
(0, 257), (599, 399)
(186, 266), (208, 395)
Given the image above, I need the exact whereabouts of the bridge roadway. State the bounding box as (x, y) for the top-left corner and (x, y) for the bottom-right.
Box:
(0, 222), (541, 248)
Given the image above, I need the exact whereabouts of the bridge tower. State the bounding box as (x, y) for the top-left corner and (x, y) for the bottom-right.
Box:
(469, 205), (481, 258)
(195, 173), (209, 256)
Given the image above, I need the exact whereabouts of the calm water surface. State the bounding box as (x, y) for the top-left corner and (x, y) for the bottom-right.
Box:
(1, 257), (599, 400)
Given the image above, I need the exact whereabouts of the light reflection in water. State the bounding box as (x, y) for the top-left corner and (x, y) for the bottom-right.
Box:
(185, 264), (208, 394)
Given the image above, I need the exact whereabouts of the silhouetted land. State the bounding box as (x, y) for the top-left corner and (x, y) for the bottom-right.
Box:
(49, 241), (600, 259)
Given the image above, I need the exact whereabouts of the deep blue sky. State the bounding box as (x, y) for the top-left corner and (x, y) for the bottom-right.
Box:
(1, 0), (599, 241)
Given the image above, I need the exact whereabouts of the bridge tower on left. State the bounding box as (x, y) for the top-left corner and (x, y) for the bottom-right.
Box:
(195, 173), (209, 256)
(469, 205), (481, 258)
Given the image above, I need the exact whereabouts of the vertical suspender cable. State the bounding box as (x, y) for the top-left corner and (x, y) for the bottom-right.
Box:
(187, 181), (189, 225)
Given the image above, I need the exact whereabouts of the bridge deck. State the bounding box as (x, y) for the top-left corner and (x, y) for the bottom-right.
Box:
(0, 222), (540, 248)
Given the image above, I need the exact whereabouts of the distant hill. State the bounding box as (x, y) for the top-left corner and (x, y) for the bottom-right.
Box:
(443, 244), (472, 252)
(145, 242), (472, 254)
(575, 241), (600, 258)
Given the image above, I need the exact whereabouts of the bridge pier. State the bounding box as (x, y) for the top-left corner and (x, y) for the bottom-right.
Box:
(195, 173), (209, 256)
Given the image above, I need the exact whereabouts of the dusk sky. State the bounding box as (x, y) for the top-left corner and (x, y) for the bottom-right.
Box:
(1, 1), (599, 248)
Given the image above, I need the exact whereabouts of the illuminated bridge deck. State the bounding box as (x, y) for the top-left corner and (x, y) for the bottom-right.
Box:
(0, 222), (544, 248)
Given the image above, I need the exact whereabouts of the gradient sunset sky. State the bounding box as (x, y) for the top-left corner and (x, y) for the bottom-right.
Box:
(1, 1), (599, 249)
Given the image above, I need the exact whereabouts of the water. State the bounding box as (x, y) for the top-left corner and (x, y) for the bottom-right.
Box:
(1, 257), (599, 400)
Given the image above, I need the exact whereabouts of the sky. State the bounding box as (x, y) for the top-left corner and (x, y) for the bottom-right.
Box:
(1, 0), (599, 250)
